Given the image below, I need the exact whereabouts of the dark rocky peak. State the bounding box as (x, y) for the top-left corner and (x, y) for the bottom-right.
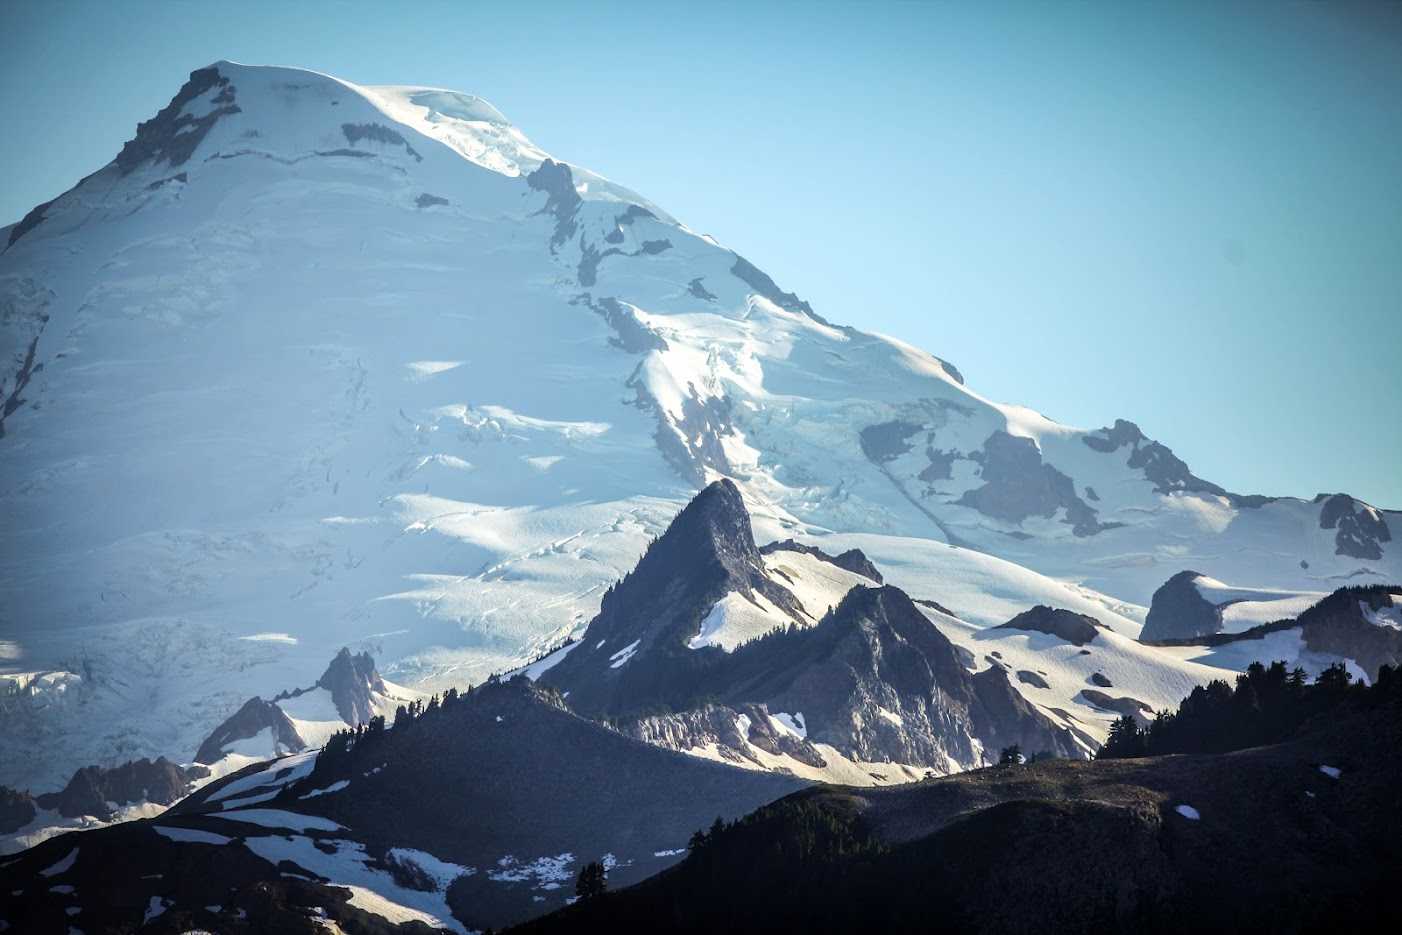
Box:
(194, 696), (305, 765)
(115, 65), (241, 176)
(586, 479), (801, 646)
(1140, 570), (1222, 642)
(6, 66), (240, 252)
(1317, 493), (1393, 560)
(315, 646), (388, 725)
(995, 605), (1104, 646)
(542, 480), (806, 715)
(34, 756), (192, 820)
(759, 538), (883, 583)
(1082, 419), (1255, 504)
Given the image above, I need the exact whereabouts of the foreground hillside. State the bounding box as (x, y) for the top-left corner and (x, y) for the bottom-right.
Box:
(0, 678), (800, 933)
(513, 674), (1402, 933)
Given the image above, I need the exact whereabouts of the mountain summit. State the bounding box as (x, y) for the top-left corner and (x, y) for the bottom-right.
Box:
(1, 62), (1397, 795)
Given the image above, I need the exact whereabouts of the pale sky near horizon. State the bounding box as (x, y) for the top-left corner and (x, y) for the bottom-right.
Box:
(2, 0), (1399, 508)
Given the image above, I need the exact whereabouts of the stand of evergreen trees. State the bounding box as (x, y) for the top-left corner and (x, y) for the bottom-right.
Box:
(1098, 660), (1402, 759)
(310, 684), (466, 779)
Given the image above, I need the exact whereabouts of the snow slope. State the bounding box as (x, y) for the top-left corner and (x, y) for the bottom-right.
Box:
(1, 61), (1397, 792)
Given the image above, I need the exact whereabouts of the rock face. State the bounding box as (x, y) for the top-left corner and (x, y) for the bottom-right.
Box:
(718, 585), (1077, 768)
(34, 757), (191, 820)
(995, 605), (1103, 646)
(193, 697), (305, 765)
(545, 484), (1080, 771)
(1078, 690), (1155, 725)
(543, 478), (807, 716)
(625, 702), (829, 770)
(1296, 586), (1402, 681)
(1141, 571), (1224, 642)
(1082, 419), (1235, 500)
(1318, 493), (1394, 561)
(314, 647), (388, 725)
(759, 539), (883, 584)
(0, 785), (35, 834)
(957, 431), (1114, 537)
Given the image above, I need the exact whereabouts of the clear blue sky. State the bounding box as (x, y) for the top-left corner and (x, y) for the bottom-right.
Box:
(3, 0), (1399, 507)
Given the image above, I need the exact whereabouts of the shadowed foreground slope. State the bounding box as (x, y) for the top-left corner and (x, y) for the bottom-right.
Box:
(511, 687), (1401, 934)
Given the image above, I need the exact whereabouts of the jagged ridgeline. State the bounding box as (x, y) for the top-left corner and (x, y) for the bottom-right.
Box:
(541, 479), (1079, 773)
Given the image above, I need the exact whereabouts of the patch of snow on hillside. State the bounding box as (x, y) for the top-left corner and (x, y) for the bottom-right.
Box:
(1320, 765), (1341, 779)
(298, 780), (350, 800)
(220, 790), (281, 810)
(243, 834), (465, 934)
(1361, 597), (1402, 630)
(761, 550), (868, 620)
(1192, 576), (1325, 630)
(608, 640), (640, 669)
(689, 591), (794, 651)
(488, 853), (574, 889)
(209, 808), (343, 833)
(154, 826), (233, 845)
(207, 752), (317, 803)
(143, 895), (170, 923)
(771, 712), (806, 739)
(39, 848), (78, 877)
(386, 847), (473, 889)
(1175, 805), (1201, 820)
(511, 640), (580, 680)
(277, 688), (342, 723)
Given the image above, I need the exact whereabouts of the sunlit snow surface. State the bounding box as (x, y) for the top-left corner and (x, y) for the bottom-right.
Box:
(0, 61), (1396, 795)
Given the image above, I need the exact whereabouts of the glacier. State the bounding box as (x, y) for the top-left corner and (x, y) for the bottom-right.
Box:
(1, 61), (1397, 794)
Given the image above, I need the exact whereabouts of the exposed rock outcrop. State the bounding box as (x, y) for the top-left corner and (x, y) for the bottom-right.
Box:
(194, 696), (306, 765)
(544, 479), (807, 716)
(957, 431), (1117, 537)
(759, 539), (883, 583)
(1317, 493), (1393, 561)
(1141, 571), (1224, 642)
(0, 784), (35, 834)
(995, 605), (1103, 646)
(316, 647), (388, 726)
(625, 702), (828, 769)
(1078, 690), (1154, 725)
(1297, 586), (1402, 681)
(35, 757), (192, 820)
(546, 483), (1081, 772)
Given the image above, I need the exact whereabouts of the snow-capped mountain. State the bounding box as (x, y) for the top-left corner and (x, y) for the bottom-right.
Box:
(0, 676), (801, 933)
(2, 61), (1398, 798)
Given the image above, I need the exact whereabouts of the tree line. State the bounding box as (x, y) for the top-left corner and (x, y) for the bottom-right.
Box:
(1098, 660), (1401, 759)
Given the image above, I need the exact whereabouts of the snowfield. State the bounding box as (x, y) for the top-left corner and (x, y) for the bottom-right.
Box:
(0, 60), (1397, 801)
